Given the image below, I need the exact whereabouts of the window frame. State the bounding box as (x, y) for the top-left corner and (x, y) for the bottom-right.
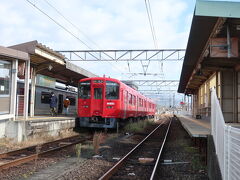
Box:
(105, 81), (120, 100)
(78, 80), (91, 99)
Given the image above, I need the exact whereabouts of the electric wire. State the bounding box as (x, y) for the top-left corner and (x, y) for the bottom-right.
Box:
(144, 0), (159, 74)
(43, 0), (126, 74)
(43, 0), (100, 50)
(25, 0), (126, 74)
(144, 0), (158, 49)
(25, 0), (92, 50)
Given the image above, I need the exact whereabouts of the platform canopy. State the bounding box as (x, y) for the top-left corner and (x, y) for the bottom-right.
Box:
(178, 0), (240, 94)
(0, 45), (29, 61)
(10, 40), (97, 86)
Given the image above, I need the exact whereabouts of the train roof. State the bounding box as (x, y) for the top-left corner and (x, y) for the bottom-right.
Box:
(79, 77), (155, 104)
(79, 77), (121, 84)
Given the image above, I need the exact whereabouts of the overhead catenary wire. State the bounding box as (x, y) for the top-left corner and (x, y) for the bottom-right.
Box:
(144, 0), (159, 74)
(144, 0), (158, 49)
(25, 0), (127, 74)
(25, 0), (92, 50)
(43, 0), (100, 50)
(144, 0), (166, 79)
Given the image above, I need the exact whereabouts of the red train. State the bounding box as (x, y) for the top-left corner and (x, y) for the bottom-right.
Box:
(78, 77), (156, 128)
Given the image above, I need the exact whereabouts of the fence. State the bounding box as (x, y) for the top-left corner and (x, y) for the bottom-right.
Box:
(211, 89), (240, 180)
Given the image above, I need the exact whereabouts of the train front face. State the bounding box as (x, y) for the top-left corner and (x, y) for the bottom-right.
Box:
(78, 78), (120, 128)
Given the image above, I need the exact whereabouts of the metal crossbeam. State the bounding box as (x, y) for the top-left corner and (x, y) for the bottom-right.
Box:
(58, 49), (185, 62)
(139, 90), (177, 94)
(122, 80), (179, 87)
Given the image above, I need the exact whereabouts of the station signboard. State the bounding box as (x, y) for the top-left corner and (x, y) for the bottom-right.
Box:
(36, 74), (55, 88)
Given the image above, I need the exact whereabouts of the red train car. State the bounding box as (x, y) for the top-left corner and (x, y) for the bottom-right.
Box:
(78, 77), (156, 128)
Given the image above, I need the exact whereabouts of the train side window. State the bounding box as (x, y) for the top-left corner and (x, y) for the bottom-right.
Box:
(94, 88), (102, 99)
(124, 91), (128, 104)
(79, 81), (91, 99)
(133, 96), (136, 105)
(106, 81), (119, 99)
(129, 94), (132, 104)
(66, 96), (76, 106)
(41, 92), (51, 104)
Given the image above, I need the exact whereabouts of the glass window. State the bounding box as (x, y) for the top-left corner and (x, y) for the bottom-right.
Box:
(93, 80), (103, 83)
(66, 96), (76, 106)
(0, 60), (11, 115)
(129, 94), (132, 104)
(41, 92), (51, 104)
(79, 81), (91, 99)
(106, 81), (119, 99)
(94, 88), (102, 99)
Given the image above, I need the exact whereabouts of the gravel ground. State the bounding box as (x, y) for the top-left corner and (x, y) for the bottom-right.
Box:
(0, 116), (209, 180)
(0, 149), (69, 180)
(110, 122), (169, 180)
(155, 117), (208, 180)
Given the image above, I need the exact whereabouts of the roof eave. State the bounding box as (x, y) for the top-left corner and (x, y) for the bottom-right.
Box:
(178, 0), (240, 93)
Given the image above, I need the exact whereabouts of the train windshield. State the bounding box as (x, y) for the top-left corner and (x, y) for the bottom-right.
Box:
(78, 81), (91, 99)
(106, 81), (119, 99)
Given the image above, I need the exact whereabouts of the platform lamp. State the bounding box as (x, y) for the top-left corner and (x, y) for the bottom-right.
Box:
(48, 64), (53, 71)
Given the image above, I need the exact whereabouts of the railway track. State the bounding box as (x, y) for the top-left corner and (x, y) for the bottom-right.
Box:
(99, 117), (172, 180)
(0, 135), (90, 170)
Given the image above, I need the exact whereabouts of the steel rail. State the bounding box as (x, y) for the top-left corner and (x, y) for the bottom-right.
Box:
(0, 136), (89, 170)
(0, 135), (80, 158)
(150, 117), (172, 180)
(98, 121), (166, 180)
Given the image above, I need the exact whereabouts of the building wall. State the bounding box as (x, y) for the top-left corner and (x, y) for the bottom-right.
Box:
(193, 70), (240, 123)
(237, 72), (240, 122)
(196, 73), (217, 119)
(221, 71), (235, 123)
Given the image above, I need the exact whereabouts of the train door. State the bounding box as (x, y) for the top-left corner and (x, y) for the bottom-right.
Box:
(58, 94), (63, 114)
(123, 91), (127, 119)
(120, 89), (124, 118)
(92, 86), (103, 115)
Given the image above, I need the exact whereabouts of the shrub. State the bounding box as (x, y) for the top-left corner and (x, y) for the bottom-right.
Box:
(124, 119), (154, 133)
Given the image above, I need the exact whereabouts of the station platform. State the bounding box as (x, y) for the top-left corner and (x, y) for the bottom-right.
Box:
(7, 116), (77, 142)
(177, 115), (211, 138)
(16, 116), (75, 122)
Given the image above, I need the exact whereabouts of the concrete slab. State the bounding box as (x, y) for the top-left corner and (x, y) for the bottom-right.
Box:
(177, 115), (210, 138)
(16, 116), (75, 122)
(7, 116), (76, 142)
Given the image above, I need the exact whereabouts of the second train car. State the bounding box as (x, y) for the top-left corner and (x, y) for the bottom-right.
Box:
(78, 77), (156, 128)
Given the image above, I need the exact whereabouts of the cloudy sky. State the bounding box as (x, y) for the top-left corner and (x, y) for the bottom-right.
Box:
(1, 0), (231, 105)
(0, 0), (195, 74)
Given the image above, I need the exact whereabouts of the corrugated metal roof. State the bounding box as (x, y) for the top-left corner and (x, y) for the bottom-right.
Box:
(9, 40), (65, 60)
(0, 45), (29, 61)
(9, 40), (97, 86)
(196, 0), (240, 18)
